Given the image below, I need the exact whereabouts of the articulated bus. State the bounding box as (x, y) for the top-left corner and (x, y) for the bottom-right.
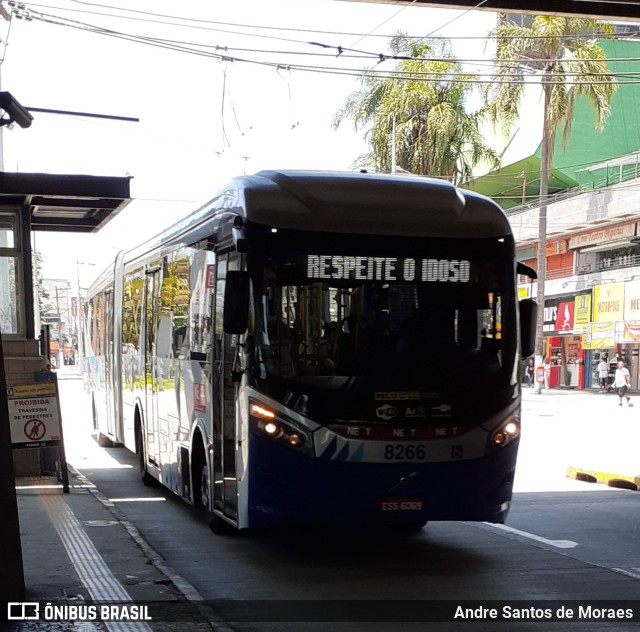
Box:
(84, 170), (536, 533)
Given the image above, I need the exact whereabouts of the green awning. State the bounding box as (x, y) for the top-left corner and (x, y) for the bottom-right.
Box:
(465, 156), (578, 211)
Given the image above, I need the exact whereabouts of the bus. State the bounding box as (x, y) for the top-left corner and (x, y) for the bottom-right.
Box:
(84, 170), (536, 533)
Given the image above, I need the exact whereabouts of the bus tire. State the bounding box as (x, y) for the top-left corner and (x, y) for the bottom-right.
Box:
(137, 421), (156, 486)
(192, 441), (210, 512)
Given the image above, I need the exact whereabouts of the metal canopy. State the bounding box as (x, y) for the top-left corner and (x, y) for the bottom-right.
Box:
(0, 171), (131, 232)
(346, 0), (640, 21)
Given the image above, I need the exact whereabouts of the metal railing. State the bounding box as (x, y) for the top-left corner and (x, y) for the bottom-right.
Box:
(519, 253), (640, 284)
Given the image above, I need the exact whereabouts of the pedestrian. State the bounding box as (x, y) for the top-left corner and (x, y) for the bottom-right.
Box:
(597, 356), (609, 393)
(614, 360), (633, 407)
(543, 356), (551, 389)
(525, 358), (534, 388)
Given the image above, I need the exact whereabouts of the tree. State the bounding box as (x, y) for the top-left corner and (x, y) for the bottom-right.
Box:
(483, 16), (617, 392)
(333, 36), (499, 182)
(33, 251), (53, 315)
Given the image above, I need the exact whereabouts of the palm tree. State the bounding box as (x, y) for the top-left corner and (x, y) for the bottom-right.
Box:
(483, 16), (617, 392)
(333, 36), (499, 183)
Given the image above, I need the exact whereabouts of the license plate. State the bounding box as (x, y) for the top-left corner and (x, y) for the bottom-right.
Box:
(380, 498), (424, 512)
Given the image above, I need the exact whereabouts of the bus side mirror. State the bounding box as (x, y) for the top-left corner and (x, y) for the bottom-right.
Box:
(223, 271), (250, 334)
(519, 298), (537, 359)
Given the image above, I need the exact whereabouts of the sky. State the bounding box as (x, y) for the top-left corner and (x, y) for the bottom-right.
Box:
(0, 0), (498, 290)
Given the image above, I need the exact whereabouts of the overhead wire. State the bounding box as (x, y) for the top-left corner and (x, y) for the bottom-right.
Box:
(20, 10), (637, 86)
(13, 2), (640, 170)
(21, 0), (640, 42)
(14, 4), (640, 71)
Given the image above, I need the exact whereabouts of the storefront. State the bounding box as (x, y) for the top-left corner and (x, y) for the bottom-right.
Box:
(581, 281), (640, 390)
(543, 294), (585, 388)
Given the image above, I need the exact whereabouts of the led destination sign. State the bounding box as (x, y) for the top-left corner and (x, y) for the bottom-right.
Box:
(307, 255), (471, 283)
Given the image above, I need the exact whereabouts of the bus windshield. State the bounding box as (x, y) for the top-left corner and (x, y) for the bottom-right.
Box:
(250, 232), (517, 424)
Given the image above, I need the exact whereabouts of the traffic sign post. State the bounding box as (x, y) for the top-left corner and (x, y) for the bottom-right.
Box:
(8, 377), (69, 493)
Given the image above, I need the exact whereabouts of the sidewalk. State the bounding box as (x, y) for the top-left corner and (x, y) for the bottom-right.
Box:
(520, 385), (640, 492)
(8, 467), (227, 631)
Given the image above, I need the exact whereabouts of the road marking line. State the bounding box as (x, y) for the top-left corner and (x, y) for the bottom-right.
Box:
(482, 522), (579, 549)
(41, 492), (153, 632)
(612, 568), (640, 581)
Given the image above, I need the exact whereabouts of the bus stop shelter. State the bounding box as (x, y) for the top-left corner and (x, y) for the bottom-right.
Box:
(0, 169), (130, 599)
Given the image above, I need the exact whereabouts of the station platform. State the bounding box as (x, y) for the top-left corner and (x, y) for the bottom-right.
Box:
(7, 467), (225, 631)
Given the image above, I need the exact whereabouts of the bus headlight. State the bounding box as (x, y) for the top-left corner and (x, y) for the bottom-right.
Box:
(490, 418), (520, 447)
(249, 400), (313, 455)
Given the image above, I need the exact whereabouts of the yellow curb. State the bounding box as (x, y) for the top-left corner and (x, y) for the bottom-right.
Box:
(565, 466), (640, 491)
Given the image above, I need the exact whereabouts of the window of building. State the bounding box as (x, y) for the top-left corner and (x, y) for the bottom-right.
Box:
(0, 212), (22, 335)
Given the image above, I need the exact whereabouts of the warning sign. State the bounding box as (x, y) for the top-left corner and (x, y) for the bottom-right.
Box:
(7, 383), (56, 398)
(8, 388), (62, 446)
(24, 419), (46, 440)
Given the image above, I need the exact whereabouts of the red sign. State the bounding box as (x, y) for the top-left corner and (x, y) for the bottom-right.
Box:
(206, 265), (216, 289)
(193, 383), (207, 412)
(554, 301), (575, 333)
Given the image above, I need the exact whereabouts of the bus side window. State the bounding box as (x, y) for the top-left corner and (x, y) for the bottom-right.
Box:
(156, 316), (173, 359)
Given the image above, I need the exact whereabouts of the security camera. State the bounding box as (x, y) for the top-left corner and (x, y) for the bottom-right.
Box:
(0, 91), (33, 129)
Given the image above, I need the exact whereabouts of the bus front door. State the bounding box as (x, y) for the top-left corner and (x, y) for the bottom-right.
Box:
(103, 289), (117, 440)
(212, 255), (238, 521)
(144, 267), (161, 468)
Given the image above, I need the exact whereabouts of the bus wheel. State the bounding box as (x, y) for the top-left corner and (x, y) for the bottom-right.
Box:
(192, 445), (210, 511)
(199, 462), (210, 510)
(137, 424), (156, 486)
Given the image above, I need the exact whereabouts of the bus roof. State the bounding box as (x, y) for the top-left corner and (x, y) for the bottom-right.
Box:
(222, 170), (512, 238)
(87, 170), (512, 297)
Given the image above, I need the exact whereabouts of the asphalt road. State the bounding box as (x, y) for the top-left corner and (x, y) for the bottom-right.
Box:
(57, 377), (640, 632)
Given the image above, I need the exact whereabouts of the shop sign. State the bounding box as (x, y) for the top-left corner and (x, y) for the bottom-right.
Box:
(568, 223), (636, 249)
(554, 301), (575, 334)
(593, 282), (625, 323)
(623, 321), (640, 342)
(624, 280), (640, 321)
(573, 293), (591, 334)
(564, 336), (582, 365)
(543, 295), (579, 335)
(582, 321), (615, 349)
(543, 300), (560, 334)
